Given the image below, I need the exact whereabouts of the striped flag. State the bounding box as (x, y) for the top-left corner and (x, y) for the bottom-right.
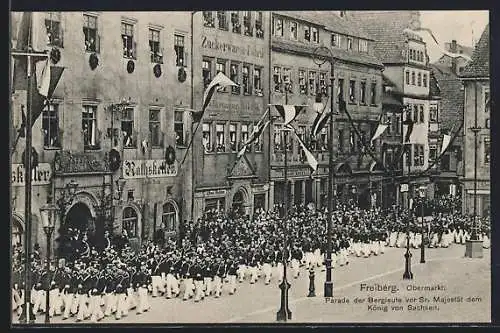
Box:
(237, 109), (270, 159)
(440, 134), (452, 155)
(292, 128), (318, 171)
(403, 116), (414, 143)
(36, 59), (51, 97)
(370, 123), (389, 143)
(192, 72), (237, 123)
(311, 111), (331, 137)
(274, 104), (304, 126)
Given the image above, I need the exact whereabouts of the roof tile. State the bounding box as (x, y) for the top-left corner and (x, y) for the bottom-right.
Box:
(461, 24), (489, 78)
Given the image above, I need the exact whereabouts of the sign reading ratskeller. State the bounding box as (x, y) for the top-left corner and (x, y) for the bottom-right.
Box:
(123, 159), (178, 179)
(12, 163), (52, 186)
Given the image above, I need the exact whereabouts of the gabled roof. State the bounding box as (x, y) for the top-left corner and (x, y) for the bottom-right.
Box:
(461, 24), (489, 78)
(349, 11), (421, 63)
(430, 64), (464, 131)
(277, 11), (373, 40)
(444, 42), (474, 58)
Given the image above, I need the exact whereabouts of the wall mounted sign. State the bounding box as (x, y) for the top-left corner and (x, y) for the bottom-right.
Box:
(205, 189), (227, 197)
(54, 150), (109, 174)
(271, 168), (312, 179)
(201, 36), (265, 59)
(123, 159), (178, 179)
(12, 163), (52, 186)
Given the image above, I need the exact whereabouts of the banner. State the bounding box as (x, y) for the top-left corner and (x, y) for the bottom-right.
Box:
(11, 163), (52, 186)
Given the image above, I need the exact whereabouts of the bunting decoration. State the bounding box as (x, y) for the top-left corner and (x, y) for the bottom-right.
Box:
(273, 104), (305, 126)
(237, 108), (270, 159)
(440, 134), (452, 155)
(370, 123), (388, 143)
(311, 110), (331, 138)
(403, 116), (414, 143)
(192, 72), (238, 123)
(291, 128), (318, 172)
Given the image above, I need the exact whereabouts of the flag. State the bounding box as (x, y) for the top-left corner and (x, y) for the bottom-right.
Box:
(440, 134), (451, 155)
(192, 72), (237, 123)
(403, 116), (414, 143)
(274, 105), (304, 126)
(292, 128), (318, 171)
(18, 106), (27, 138)
(311, 111), (331, 137)
(237, 109), (270, 159)
(36, 59), (51, 97)
(370, 124), (388, 143)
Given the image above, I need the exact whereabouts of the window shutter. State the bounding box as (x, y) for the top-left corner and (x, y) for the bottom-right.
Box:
(60, 24), (64, 48)
(160, 131), (165, 147)
(184, 50), (188, 68)
(96, 34), (101, 53)
(133, 130), (139, 147)
(160, 46), (164, 64)
(96, 128), (102, 148)
(132, 41), (137, 59)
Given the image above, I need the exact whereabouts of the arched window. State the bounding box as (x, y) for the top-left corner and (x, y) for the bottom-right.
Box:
(162, 202), (177, 233)
(122, 206), (138, 238)
(12, 216), (23, 248)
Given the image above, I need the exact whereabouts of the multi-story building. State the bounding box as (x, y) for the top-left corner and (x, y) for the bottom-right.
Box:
(435, 40), (473, 76)
(352, 11), (434, 207)
(191, 11), (271, 220)
(11, 12), (193, 252)
(460, 24), (490, 217)
(269, 11), (384, 210)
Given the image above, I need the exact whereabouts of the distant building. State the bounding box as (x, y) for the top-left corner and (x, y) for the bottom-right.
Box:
(460, 24), (490, 217)
(435, 40), (473, 76)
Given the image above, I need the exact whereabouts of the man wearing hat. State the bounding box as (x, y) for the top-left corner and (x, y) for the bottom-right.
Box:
(203, 255), (214, 297)
(226, 256), (238, 295)
(181, 256), (194, 301)
(134, 262), (150, 314)
(213, 257), (225, 298)
(193, 257), (204, 302)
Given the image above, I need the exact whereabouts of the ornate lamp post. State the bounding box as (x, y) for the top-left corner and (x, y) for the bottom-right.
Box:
(312, 45), (335, 298)
(418, 186), (426, 263)
(39, 199), (57, 324)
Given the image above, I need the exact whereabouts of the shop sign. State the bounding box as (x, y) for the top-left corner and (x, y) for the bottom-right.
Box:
(12, 163), (52, 186)
(205, 189), (227, 197)
(271, 168), (312, 179)
(54, 150), (109, 174)
(201, 36), (265, 59)
(123, 159), (178, 179)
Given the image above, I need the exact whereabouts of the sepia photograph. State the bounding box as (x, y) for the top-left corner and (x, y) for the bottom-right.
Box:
(9, 9), (491, 325)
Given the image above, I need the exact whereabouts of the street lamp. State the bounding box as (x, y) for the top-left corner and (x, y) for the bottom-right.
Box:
(115, 176), (126, 201)
(39, 198), (57, 324)
(312, 45), (335, 298)
(418, 186), (426, 263)
(351, 185), (357, 208)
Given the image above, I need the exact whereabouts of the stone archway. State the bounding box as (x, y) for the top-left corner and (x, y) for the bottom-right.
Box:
(232, 187), (249, 217)
(65, 202), (94, 233)
(11, 212), (24, 249)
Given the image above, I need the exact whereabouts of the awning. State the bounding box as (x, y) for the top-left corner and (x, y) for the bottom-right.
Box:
(382, 93), (403, 107)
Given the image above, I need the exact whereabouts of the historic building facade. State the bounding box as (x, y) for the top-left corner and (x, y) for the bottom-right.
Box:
(269, 11), (384, 210)
(191, 11), (271, 220)
(11, 11), (193, 252)
(460, 24), (490, 217)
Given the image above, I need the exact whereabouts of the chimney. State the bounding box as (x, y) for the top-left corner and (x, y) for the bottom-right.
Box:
(451, 40), (457, 53)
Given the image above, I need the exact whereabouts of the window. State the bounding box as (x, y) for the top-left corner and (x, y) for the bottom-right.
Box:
(290, 21), (298, 40)
(283, 68), (292, 92)
(484, 88), (490, 113)
(331, 34), (338, 47)
(45, 12), (63, 47)
(42, 103), (60, 148)
(338, 129), (344, 152)
(149, 109), (162, 147)
(370, 82), (377, 105)
(411, 71), (415, 85)
(230, 63), (240, 94)
(241, 124), (249, 150)
(349, 131), (355, 153)
(216, 60), (227, 91)
(82, 105), (97, 149)
(429, 104), (438, 122)
(203, 11), (215, 27)
(417, 73), (422, 86)
(202, 123), (212, 153)
(162, 203), (177, 233)
(414, 144), (424, 166)
(299, 70), (307, 94)
(121, 108), (135, 148)
(304, 26), (311, 42)
(409, 49), (414, 60)
(359, 39), (368, 52)
(419, 105), (424, 123)
(347, 37), (353, 50)
(308, 71), (316, 96)
(255, 12), (264, 38)
(231, 11), (241, 33)
(253, 67), (262, 96)
(274, 125), (282, 151)
(412, 105), (418, 123)
(83, 14), (98, 52)
(174, 111), (184, 146)
(319, 128), (327, 151)
(338, 78), (344, 102)
(121, 22), (135, 58)
(243, 11), (253, 36)
(273, 66), (282, 92)
(149, 29), (163, 63)
(273, 17), (283, 37)
(484, 138), (490, 164)
(423, 73), (427, 87)
(202, 59), (212, 88)
(229, 123), (237, 151)
(405, 71), (410, 85)
(218, 11), (228, 30)
(319, 72), (327, 96)
(429, 145), (437, 161)
(216, 124), (225, 152)
(122, 207), (138, 238)
(348, 80), (356, 102)
(242, 65), (251, 94)
(298, 125), (306, 143)
(254, 123), (263, 152)
(311, 27), (319, 43)
(174, 34), (186, 67)
(485, 118), (490, 129)
(360, 81), (366, 104)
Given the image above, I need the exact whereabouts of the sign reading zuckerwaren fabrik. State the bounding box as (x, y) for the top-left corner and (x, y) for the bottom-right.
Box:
(201, 36), (265, 59)
(122, 160), (178, 179)
(12, 163), (52, 186)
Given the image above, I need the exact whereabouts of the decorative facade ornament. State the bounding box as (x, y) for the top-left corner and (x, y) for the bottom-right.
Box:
(229, 156), (255, 178)
(178, 67), (187, 82)
(153, 64), (162, 78)
(53, 150), (110, 174)
(89, 53), (99, 70)
(127, 60), (135, 73)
